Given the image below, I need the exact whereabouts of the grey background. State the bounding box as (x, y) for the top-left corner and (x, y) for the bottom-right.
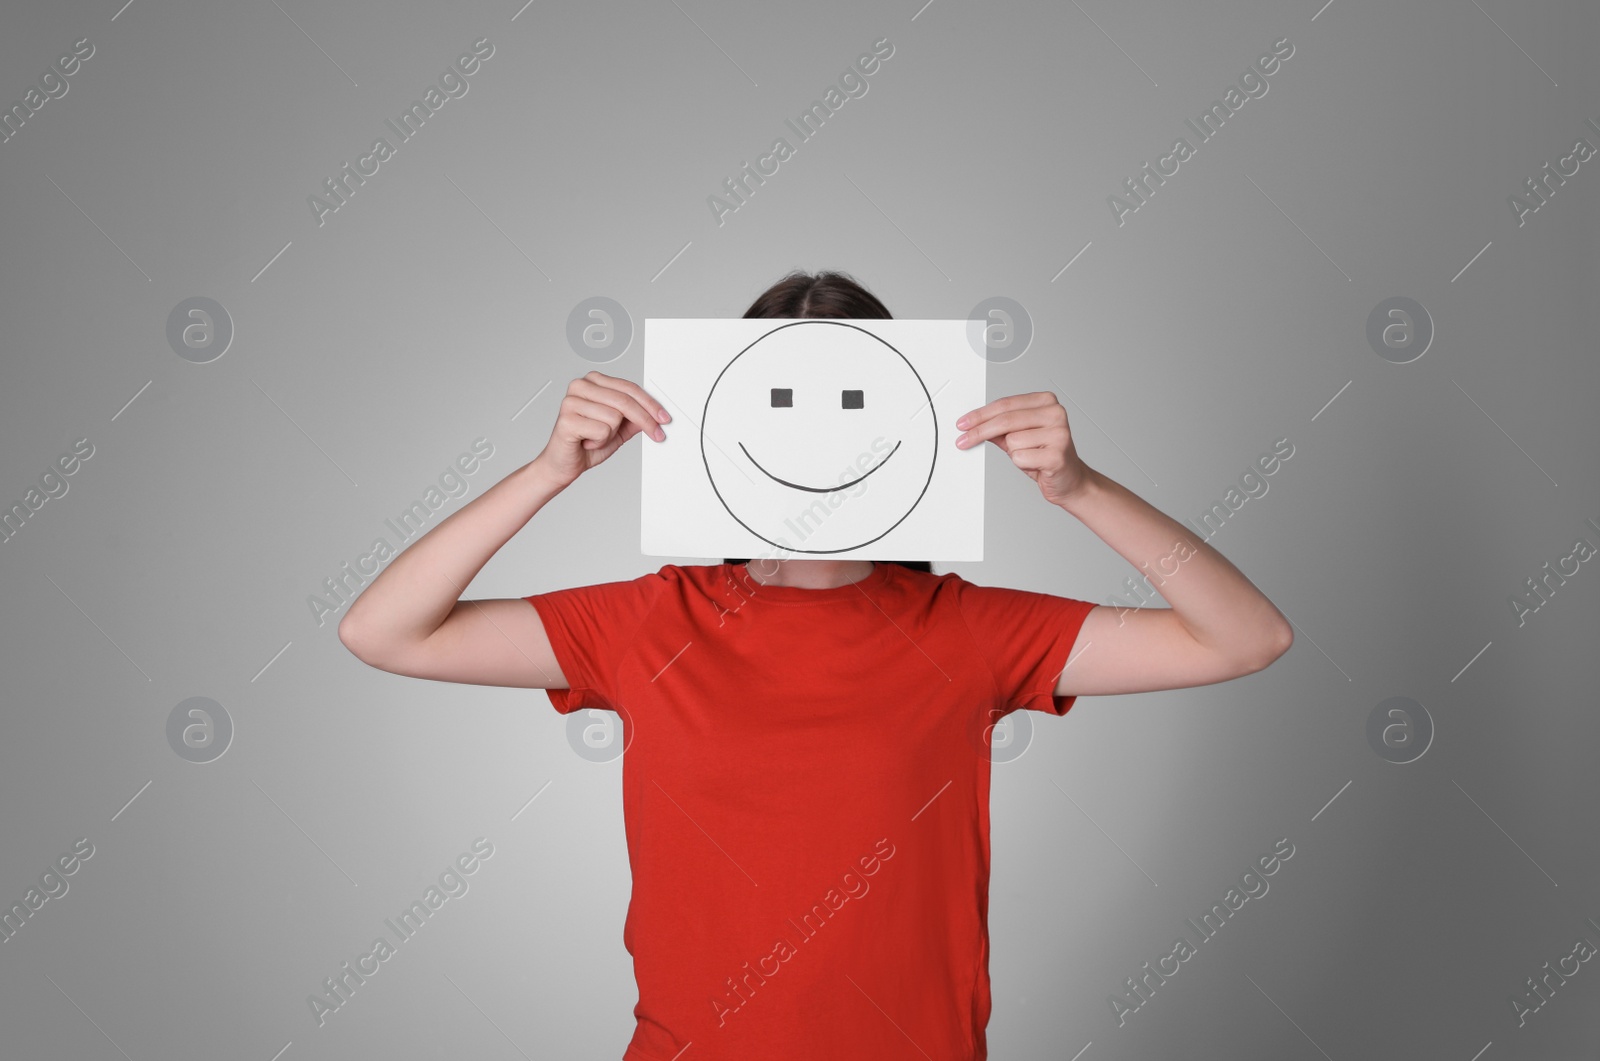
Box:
(2, 0), (1596, 1058)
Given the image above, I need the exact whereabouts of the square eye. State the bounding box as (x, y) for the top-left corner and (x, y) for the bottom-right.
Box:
(841, 389), (863, 409)
(771, 388), (792, 407)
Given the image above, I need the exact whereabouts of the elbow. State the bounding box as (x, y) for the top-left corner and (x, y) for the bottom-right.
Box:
(1250, 623), (1294, 671)
(1229, 624), (1293, 676)
(337, 613), (377, 663)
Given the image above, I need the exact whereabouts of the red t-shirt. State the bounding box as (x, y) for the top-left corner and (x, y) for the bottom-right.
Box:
(524, 561), (1095, 1061)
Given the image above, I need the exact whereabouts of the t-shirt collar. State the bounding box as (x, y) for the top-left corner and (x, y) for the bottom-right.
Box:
(727, 560), (893, 603)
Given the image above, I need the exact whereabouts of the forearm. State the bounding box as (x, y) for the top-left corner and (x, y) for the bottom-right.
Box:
(1056, 466), (1291, 665)
(338, 456), (569, 653)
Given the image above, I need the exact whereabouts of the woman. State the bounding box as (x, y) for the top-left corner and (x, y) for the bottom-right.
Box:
(338, 270), (1292, 1061)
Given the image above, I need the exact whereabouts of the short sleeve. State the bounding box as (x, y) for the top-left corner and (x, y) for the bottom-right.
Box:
(523, 570), (666, 714)
(952, 577), (1098, 716)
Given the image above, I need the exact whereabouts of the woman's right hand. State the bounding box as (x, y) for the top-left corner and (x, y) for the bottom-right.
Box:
(534, 371), (672, 488)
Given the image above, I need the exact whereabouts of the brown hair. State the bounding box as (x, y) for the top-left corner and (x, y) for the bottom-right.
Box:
(723, 270), (933, 576)
(740, 268), (895, 321)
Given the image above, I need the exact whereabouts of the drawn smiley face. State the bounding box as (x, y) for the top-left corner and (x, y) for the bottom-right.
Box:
(700, 320), (938, 553)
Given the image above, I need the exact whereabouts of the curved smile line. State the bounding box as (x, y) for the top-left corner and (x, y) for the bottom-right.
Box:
(738, 439), (902, 493)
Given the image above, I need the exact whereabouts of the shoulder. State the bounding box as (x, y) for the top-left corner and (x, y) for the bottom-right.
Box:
(642, 562), (744, 605)
(527, 563), (709, 612)
(591, 562), (723, 589)
(927, 569), (1097, 625)
(875, 564), (972, 615)
(897, 567), (986, 600)
(653, 562), (731, 588)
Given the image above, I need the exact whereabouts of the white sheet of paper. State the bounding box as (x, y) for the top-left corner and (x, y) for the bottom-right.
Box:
(641, 317), (986, 561)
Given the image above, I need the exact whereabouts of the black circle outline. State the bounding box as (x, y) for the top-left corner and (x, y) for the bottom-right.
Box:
(699, 320), (937, 555)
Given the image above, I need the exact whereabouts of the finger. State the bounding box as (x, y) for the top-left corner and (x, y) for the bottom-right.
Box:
(601, 373), (674, 425)
(583, 372), (670, 439)
(584, 418), (643, 449)
(584, 431), (626, 456)
(570, 381), (662, 443)
(993, 426), (1062, 453)
(614, 417), (644, 445)
(588, 372), (668, 422)
(971, 394), (1062, 429)
(562, 395), (624, 444)
(957, 406), (1063, 448)
(1006, 444), (1060, 471)
(955, 391), (1057, 430)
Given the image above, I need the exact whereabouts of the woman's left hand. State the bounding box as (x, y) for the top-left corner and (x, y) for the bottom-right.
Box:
(955, 391), (1093, 506)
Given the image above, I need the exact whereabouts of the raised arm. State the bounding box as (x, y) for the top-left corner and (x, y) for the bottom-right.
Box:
(337, 372), (672, 688)
(1051, 468), (1293, 696)
(953, 391), (1293, 698)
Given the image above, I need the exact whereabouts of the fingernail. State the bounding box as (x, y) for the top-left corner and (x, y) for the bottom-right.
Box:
(956, 415), (969, 428)
(657, 409), (671, 423)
